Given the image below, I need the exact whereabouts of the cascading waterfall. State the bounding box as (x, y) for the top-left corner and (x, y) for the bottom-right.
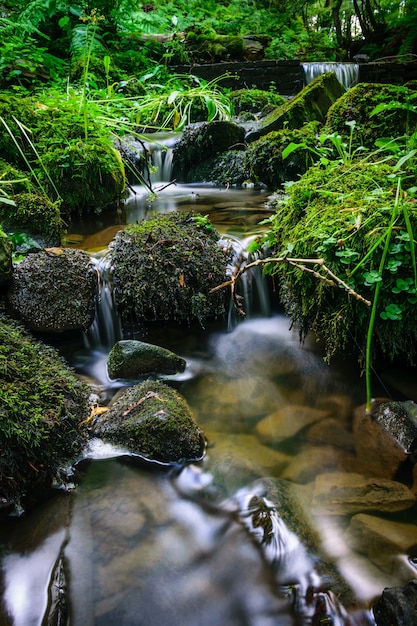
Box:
(302, 62), (359, 89)
(84, 233), (271, 352)
(84, 254), (122, 352)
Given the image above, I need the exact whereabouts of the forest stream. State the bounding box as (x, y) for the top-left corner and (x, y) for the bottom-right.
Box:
(1, 178), (416, 626)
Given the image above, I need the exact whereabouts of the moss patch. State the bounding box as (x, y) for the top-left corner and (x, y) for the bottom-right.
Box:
(0, 314), (90, 504)
(266, 159), (417, 364)
(91, 379), (205, 463)
(110, 211), (228, 326)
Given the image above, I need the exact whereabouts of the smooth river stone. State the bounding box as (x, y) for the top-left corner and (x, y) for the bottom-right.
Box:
(312, 472), (416, 515)
(280, 445), (356, 484)
(346, 513), (417, 580)
(255, 404), (331, 443)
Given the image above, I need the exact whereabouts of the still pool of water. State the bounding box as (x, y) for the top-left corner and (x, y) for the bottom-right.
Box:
(1, 184), (416, 625)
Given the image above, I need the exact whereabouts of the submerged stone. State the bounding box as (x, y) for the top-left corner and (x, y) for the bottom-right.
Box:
(90, 380), (205, 464)
(107, 339), (186, 379)
(353, 402), (413, 479)
(312, 472), (416, 515)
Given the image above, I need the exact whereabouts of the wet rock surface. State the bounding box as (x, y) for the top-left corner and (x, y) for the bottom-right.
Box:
(5, 248), (97, 332)
(91, 379), (205, 463)
(107, 339), (186, 379)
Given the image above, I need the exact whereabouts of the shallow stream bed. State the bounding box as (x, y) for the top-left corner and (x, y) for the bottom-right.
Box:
(1, 183), (416, 625)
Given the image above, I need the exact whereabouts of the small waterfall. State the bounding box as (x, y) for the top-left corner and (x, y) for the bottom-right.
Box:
(144, 132), (180, 184)
(223, 234), (271, 329)
(302, 62), (359, 89)
(85, 254), (122, 352)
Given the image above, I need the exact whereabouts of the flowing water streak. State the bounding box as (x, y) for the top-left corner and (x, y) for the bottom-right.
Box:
(303, 62), (359, 89)
(84, 253), (122, 352)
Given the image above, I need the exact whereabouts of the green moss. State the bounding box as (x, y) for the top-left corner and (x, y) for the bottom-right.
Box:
(0, 314), (90, 503)
(245, 122), (320, 188)
(230, 89), (286, 115)
(92, 379), (205, 463)
(325, 83), (417, 149)
(184, 26), (245, 62)
(267, 160), (417, 363)
(38, 139), (126, 215)
(110, 212), (228, 326)
(0, 191), (63, 242)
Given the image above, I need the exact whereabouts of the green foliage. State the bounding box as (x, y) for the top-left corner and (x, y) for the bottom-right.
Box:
(264, 155), (417, 368)
(230, 89), (286, 115)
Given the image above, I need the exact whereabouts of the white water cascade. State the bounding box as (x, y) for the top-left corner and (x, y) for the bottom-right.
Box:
(302, 62), (359, 89)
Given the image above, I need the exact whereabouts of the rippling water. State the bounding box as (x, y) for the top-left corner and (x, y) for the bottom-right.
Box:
(0, 184), (414, 625)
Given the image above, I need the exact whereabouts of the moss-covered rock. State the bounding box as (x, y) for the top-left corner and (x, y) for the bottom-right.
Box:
(266, 159), (417, 364)
(0, 94), (126, 217)
(230, 89), (287, 116)
(0, 191), (63, 247)
(184, 26), (245, 62)
(107, 339), (186, 379)
(172, 121), (245, 182)
(245, 72), (345, 142)
(110, 212), (228, 327)
(325, 83), (417, 150)
(0, 226), (12, 286)
(245, 122), (320, 188)
(186, 149), (250, 185)
(6, 248), (97, 333)
(91, 379), (205, 463)
(0, 314), (90, 505)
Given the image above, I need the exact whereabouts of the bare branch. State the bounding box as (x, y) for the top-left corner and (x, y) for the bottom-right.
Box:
(210, 255), (372, 313)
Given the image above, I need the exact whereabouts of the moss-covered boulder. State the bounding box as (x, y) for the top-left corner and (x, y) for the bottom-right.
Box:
(0, 94), (126, 217)
(0, 315), (90, 505)
(172, 121), (245, 182)
(245, 72), (345, 142)
(0, 190), (63, 247)
(230, 89), (287, 116)
(107, 340), (186, 379)
(265, 158), (417, 364)
(245, 122), (320, 188)
(0, 226), (12, 286)
(6, 248), (97, 333)
(325, 83), (417, 150)
(91, 380), (205, 463)
(185, 149), (250, 185)
(110, 212), (228, 327)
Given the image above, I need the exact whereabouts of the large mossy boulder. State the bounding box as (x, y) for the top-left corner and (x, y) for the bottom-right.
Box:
(0, 227), (12, 286)
(110, 212), (228, 327)
(6, 248), (97, 333)
(91, 380), (205, 463)
(172, 121), (245, 182)
(266, 158), (417, 364)
(245, 72), (345, 142)
(325, 83), (417, 150)
(107, 340), (186, 379)
(0, 315), (90, 505)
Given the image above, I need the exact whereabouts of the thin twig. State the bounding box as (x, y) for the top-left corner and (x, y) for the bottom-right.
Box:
(210, 256), (372, 313)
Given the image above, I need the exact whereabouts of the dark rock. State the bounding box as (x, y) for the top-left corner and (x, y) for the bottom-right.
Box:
(5, 248), (97, 333)
(107, 339), (186, 379)
(91, 380), (205, 463)
(373, 400), (417, 456)
(373, 580), (417, 626)
(172, 121), (245, 182)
